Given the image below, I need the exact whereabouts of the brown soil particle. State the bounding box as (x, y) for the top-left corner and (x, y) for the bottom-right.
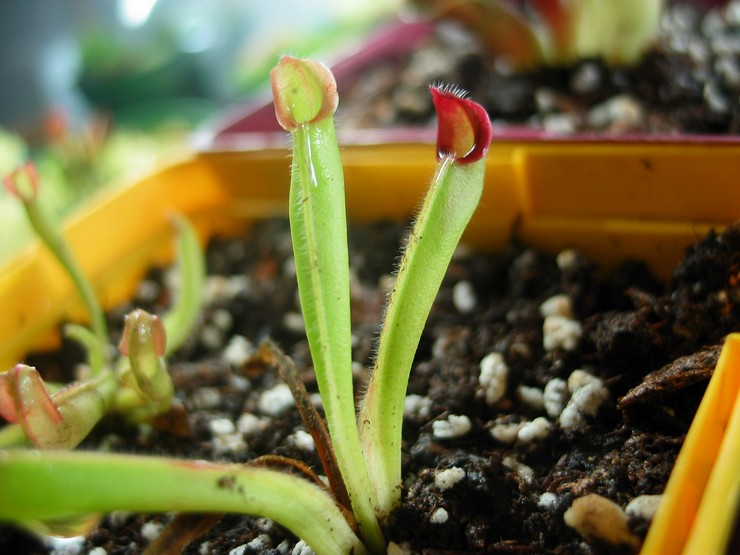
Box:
(618, 345), (720, 409)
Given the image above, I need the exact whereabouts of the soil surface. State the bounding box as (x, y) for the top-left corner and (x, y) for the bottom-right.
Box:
(337, 1), (740, 135)
(1, 218), (739, 555)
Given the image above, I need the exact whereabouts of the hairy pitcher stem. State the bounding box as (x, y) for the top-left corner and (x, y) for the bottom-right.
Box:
(359, 85), (491, 518)
(289, 119), (385, 553)
(272, 56), (385, 552)
(358, 157), (486, 516)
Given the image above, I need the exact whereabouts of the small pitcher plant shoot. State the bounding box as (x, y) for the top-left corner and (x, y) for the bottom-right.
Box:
(359, 84), (491, 517)
(271, 54), (385, 553)
(0, 163), (205, 449)
(4, 162), (109, 351)
(0, 57), (491, 555)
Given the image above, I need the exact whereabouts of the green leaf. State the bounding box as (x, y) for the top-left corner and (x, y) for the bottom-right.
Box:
(359, 157), (486, 517)
(271, 56), (384, 551)
(161, 214), (206, 356)
(0, 450), (366, 555)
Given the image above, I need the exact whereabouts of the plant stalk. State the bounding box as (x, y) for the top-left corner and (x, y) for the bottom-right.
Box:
(22, 196), (108, 353)
(289, 119), (385, 552)
(0, 450), (365, 555)
(161, 215), (206, 356)
(358, 157), (486, 517)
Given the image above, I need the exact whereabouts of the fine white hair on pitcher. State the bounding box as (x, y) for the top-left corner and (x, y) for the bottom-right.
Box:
(430, 82), (470, 99)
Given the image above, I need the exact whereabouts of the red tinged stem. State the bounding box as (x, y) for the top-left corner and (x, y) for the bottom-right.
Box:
(3, 162), (39, 202)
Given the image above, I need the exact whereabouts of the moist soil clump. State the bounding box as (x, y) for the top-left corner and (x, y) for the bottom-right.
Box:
(1, 219), (739, 554)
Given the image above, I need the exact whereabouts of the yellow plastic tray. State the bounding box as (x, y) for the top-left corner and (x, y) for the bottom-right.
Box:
(0, 140), (738, 552)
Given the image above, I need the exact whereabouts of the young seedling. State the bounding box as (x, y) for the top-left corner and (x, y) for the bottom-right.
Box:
(270, 55), (385, 552)
(0, 56), (491, 554)
(4, 162), (109, 351)
(0, 163), (205, 449)
(406, 0), (665, 69)
(358, 83), (491, 516)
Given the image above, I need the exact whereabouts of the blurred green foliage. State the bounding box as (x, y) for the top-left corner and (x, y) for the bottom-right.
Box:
(0, 124), (188, 265)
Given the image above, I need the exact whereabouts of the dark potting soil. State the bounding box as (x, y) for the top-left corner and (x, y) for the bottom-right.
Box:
(1, 218), (739, 555)
(337, 2), (740, 135)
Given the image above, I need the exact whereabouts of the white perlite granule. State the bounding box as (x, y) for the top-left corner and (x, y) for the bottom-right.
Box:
(587, 94), (645, 130)
(571, 62), (602, 94)
(140, 520), (164, 542)
(283, 256), (297, 277)
(559, 370), (610, 429)
(47, 537), (85, 555)
(404, 394), (432, 420)
(502, 456), (534, 484)
(351, 360), (366, 379)
(489, 419), (526, 444)
(209, 417), (236, 436)
(190, 386), (222, 410)
(209, 415), (245, 454)
(558, 403), (583, 429)
(479, 352), (509, 405)
(288, 430), (315, 452)
(543, 378), (568, 418)
(543, 113), (578, 134)
(246, 535), (272, 552)
(556, 248), (579, 272)
(203, 275), (250, 305)
(538, 492), (558, 510)
(625, 494), (663, 521)
(222, 335), (255, 367)
(108, 511), (131, 527)
(258, 383), (295, 416)
(211, 308), (233, 331)
(292, 540), (316, 555)
(199, 324), (225, 350)
(386, 541), (414, 555)
(570, 383), (609, 418)
(539, 294), (574, 318)
(517, 416), (551, 443)
(282, 311), (305, 334)
(452, 280), (477, 313)
(435, 466), (466, 490)
(516, 384), (545, 411)
(429, 507), (450, 524)
(229, 374), (250, 392)
(543, 314), (583, 351)
(236, 413), (267, 435)
(432, 414), (472, 439)
(212, 432), (247, 454)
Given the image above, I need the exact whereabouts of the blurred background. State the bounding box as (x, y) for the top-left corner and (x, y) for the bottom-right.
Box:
(0, 0), (401, 262)
(0, 0), (730, 264)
